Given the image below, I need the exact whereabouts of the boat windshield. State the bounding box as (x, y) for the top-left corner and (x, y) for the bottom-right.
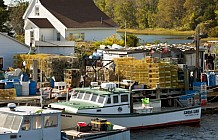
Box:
(98, 95), (105, 103)
(0, 113), (22, 131)
(84, 92), (91, 100)
(77, 92), (84, 99)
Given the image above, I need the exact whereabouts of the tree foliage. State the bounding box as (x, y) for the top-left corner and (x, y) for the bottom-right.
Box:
(94, 0), (218, 36)
(0, 0), (9, 32)
(156, 0), (186, 28)
(1, 0), (217, 38)
(8, 1), (29, 36)
(121, 34), (139, 47)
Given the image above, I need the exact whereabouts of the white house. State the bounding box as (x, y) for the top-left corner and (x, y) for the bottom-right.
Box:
(0, 32), (29, 70)
(23, 0), (118, 47)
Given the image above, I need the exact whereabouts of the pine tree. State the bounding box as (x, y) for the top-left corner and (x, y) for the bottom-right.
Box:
(0, 0), (9, 32)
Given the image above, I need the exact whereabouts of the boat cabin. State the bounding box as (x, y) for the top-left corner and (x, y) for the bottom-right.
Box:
(0, 103), (61, 140)
(52, 83), (132, 114)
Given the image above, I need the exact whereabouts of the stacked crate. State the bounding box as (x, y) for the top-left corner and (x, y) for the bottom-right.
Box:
(64, 69), (81, 88)
(114, 57), (179, 89)
(13, 54), (80, 82)
(170, 64), (178, 88)
(193, 82), (207, 106)
(147, 63), (159, 88)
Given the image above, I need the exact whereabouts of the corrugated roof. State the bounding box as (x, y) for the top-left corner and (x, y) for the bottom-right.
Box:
(29, 18), (54, 28)
(40, 0), (118, 28)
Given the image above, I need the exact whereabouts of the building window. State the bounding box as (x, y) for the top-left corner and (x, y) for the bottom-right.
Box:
(57, 32), (60, 41)
(35, 6), (39, 16)
(40, 34), (44, 41)
(68, 33), (85, 41)
(30, 30), (34, 45)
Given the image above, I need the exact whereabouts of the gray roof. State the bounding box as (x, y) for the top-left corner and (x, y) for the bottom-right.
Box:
(0, 32), (29, 49)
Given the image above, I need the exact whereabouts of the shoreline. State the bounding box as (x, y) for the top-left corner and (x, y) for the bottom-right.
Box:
(117, 28), (195, 36)
(117, 28), (218, 42)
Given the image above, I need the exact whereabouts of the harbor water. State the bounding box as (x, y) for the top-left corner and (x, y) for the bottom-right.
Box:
(118, 33), (193, 44)
(131, 114), (218, 140)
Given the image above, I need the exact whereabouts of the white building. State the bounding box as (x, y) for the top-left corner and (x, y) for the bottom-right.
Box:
(0, 32), (29, 70)
(23, 0), (118, 48)
(97, 48), (148, 68)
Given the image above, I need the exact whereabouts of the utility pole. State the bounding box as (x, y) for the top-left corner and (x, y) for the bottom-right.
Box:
(125, 21), (127, 47)
(195, 25), (200, 82)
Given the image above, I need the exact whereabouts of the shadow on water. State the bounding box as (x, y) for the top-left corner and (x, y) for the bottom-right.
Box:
(131, 114), (218, 140)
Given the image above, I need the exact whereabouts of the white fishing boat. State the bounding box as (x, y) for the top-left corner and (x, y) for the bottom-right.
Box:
(0, 103), (130, 140)
(0, 103), (62, 140)
(49, 82), (202, 130)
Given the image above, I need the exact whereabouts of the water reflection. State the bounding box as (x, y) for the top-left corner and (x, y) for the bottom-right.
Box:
(131, 114), (218, 140)
(136, 34), (193, 44)
(118, 33), (193, 44)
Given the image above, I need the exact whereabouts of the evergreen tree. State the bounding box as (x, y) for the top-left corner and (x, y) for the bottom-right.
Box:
(183, 0), (216, 30)
(156, 0), (185, 28)
(94, 0), (106, 12)
(0, 0), (9, 32)
(114, 0), (137, 28)
(8, 1), (29, 37)
(104, 0), (116, 19)
(135, 0), (149, 29)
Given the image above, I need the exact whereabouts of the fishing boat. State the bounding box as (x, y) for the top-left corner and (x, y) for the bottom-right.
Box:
(0, 103), (62, 140)
(49, 82), (202, 130)
(0, 103), (130, 140)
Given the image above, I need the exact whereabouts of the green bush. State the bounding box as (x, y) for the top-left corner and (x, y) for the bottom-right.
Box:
(208, 26), (218, 37)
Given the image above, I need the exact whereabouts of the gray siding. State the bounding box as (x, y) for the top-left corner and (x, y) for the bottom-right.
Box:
(0, 34), (29, 70)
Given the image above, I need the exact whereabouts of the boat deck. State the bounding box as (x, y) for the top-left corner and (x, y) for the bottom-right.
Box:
(63, 125), (128, 140)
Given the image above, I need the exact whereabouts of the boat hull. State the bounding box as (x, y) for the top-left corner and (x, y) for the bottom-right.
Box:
(61, 106), (201, 130)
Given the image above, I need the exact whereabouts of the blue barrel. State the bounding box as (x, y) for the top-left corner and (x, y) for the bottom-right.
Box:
(5, 81), (14, 89)
(29, 80), (37, 95)
(50, 78), (54, 88)
(22, 73), (29, 82)
(12, 78), (20, 83)
(208, 72), (216, 86)
(14, 83), (22, 96)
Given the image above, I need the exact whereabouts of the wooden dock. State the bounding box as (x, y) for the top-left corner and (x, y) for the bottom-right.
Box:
(202, 102), (218, 114)
(0, 95), (56, 107)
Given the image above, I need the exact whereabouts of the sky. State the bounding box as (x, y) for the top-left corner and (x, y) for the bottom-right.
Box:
(4, 0), (30, 5)
(4, 0), (11, 5)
